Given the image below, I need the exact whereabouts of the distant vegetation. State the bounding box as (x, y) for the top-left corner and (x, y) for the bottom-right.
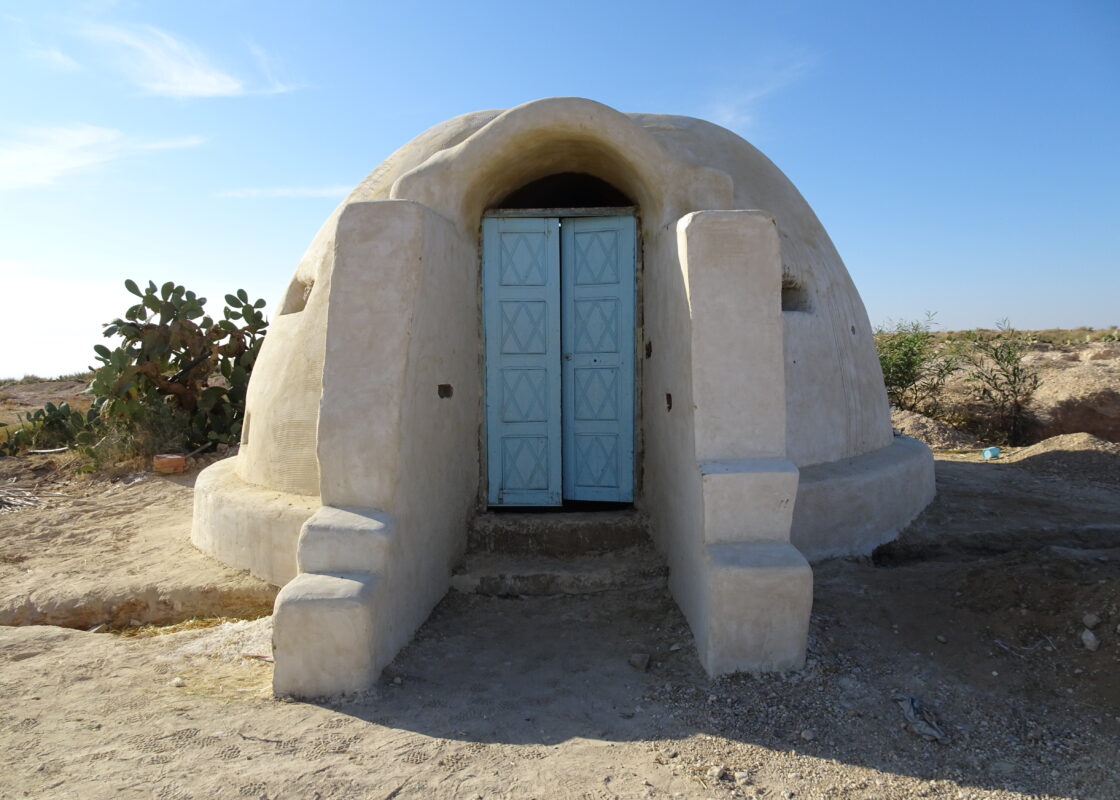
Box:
(872, 317), (1092, 445)
(1, 280), (268, 464)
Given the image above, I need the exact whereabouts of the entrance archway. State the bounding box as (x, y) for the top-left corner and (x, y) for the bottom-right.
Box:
(482, 174), (638, 506)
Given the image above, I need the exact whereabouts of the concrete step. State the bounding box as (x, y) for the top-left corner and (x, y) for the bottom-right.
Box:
(450, 545), (668, 596)
(467, 508), (649, 555)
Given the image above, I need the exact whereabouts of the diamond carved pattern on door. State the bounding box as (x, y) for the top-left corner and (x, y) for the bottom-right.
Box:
(573, 433), (620, 488)
(485, 214), (634, 505)
(573, 299), (620, 353)
(501, 368), (548, 422)
(484, 217), (562, 506)
(501, 436), (550, 490)
(573, 230), (619, 285)
(573, 367), (618, 421)
(499, 301), (548, 354)
(562, 216), (635, 502)
(499, 231), (548, 286)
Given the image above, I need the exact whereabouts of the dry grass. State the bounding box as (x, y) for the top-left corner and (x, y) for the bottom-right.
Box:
(0, 371), (94, 389)
(111, 615), (267, 639)
(924, 327), (1120, 346)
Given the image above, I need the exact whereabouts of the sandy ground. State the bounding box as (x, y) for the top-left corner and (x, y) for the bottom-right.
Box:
(0, 456), (275, 628)
(1, 440), (1118, 800)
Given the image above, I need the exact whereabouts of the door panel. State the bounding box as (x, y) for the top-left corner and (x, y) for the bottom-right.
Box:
(561, 216), (636, 502)
(484, 217), (562, 505)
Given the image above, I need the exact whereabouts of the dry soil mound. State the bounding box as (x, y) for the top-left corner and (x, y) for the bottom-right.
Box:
(1004, 432), (1120, 486)
(891, 409), (980, 450)
(1027, 347), (1120, 442)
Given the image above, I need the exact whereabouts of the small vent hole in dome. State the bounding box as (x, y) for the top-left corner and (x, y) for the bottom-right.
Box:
(781, 277), (810, 312)
(279, 277), (314, 315)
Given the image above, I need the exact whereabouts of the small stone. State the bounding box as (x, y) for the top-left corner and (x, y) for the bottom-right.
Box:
(170, 676), (185, 688)
(706, 765), (726, 781)
(628, 652), (651, 672)
(708, 694), (717, 703)
(733, 771), (751, 786)
(129, 619), (142, 627)
(669, 643), (682, 652)
(216, 442), (230, 454)
(936, 634), (948, 644)
(800, 729), (816, 741)
(1082, 613), (1101, 629)
(392, 676), (403, 685)
(1081, 629), (1100, 651)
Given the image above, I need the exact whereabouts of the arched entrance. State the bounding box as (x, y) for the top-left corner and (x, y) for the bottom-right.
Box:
(482, 174), (638, 506)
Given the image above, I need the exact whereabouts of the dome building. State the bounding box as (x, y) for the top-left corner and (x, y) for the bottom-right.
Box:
(191, 97), (934, 697)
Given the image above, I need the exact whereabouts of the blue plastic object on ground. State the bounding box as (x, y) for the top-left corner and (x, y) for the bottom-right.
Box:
(982, 446), (1001, 460)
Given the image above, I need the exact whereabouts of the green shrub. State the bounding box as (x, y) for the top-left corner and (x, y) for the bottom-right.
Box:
(958, 321), (1040, 445)
(874, 314), (958, 416)
(0, 400), (102, 455)
(0, 280), (268, 465)
(89, 280), (268, 453)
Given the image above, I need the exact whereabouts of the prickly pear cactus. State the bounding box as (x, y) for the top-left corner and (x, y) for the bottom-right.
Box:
(90, 280), (268, 448)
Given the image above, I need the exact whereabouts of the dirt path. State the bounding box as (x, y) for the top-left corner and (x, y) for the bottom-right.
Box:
(1, 449), (1118, 799)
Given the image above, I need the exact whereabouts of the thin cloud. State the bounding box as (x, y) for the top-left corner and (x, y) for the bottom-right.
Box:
(0, 124), (203, 190)
(219, 186), (352, 199)
(136, 135), (206, 151)
(84, 23), (244, 97)
(28, 45), (83, 72)
(82, 24), (299, 97)
(708, 49), (819, 132)
(248, 41), (302, 95)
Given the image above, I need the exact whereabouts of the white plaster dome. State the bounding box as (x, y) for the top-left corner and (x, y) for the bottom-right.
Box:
(242, 99), (894, 502)
(193, 98), (935, 696)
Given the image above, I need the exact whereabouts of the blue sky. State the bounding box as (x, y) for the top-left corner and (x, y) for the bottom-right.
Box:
(1, 0), (1117, 377)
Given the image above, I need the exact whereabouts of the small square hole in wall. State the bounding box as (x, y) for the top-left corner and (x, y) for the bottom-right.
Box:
(438, 384), (453, 399)
(781, 278), (810, 312)
(279, 278), (314, 315)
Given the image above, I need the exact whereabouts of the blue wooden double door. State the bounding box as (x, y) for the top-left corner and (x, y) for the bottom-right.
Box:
(483, 214), (636, 506)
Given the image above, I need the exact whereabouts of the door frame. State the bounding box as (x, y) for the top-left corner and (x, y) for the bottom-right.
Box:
(480, 206), (641, 508)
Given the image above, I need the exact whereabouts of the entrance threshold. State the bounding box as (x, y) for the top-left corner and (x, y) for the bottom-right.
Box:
(468, 506), (648, 556)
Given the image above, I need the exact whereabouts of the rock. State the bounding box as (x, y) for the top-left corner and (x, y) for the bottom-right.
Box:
(668, 643), (682, 652)
(706, 766), (726, 781)
(800, 729), (816, 741)
(628, 652), (650, 672)
(1081, 629), (1100, 651)
(989, 760), (1017, 777)
(890, 409), (980, 450)
(936, 634), (948, 644)
(392, 676), (402, 685)
(170, 676), (185, 688)
(733, 771), (751, 786)
(216, 442), (230, 454)
(1082, 613), (1101, 629)
(129, 619), (142, 627)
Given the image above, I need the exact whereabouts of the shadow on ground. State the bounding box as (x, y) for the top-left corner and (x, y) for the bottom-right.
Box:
(322, 455), (1120, 799)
